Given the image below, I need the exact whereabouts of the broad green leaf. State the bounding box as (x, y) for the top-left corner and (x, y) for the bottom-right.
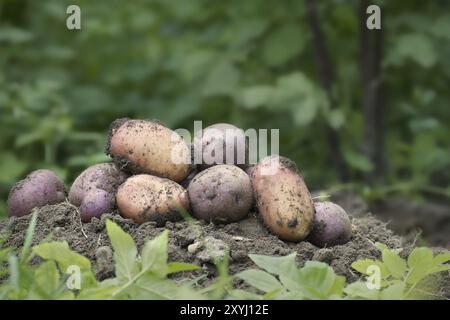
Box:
(33, 241), (91, 271)
(141, 230), (169, 277)
(249, 253), (297, 276)
(382, 249), (407, 279)
(0, 26), (32, 43)
(344, 281), (379, 300)
(406, 247), (435, 284)
(432, 252), (450, 265)
(236, 269), (283, 293)
(380, 283), (405, 300)
(34, 261), (60, 297)
(296, 261), (340, 299)
(76, 286), (120, 300)
(106, 220), (139, 281)
(202, 61), (240, 97)
(352, 259), (389, 279)
(326, 109), (345, 129)
(131, 275), (202, 300)
(228, 289), (263, 300)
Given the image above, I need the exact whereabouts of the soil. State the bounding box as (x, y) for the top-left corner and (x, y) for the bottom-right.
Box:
(0, 201), (448, 299)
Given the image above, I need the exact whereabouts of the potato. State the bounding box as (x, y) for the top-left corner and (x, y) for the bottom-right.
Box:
(251, 155), (314, 242)
(188, 165), (253, 223)
(180, 169), (197, 189)
(107, 118), (191, 182)
(307, 201), (352, 247)
(193, 123), (247, 171)
(79, 189), (115, 222)
(7, 169), (66, 217)
(69, 163), (128, 207)
(116, 174), (189, 225)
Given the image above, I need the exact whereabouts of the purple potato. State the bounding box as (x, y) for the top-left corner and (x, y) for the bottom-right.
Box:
(7, 169), (66, 217)
(307, 201), (352, 247)
(187, 165), (253, 224)
(69, 163), (128, 222)
(79, 189), (115, 222)
(193, 123), (248, 171)
(69, 163), (128, 207)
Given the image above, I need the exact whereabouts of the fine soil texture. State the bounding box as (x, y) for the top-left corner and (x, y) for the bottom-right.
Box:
(0, 201), (448, 298)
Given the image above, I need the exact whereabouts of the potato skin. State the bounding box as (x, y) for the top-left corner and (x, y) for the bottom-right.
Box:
(193, 123), (248, 171)
(7, 169), (66, 217)
(69, 163), (128, 207)
(251, 156), (314, 242)
(188, 165), (253, 223)
(307, 201), (352, 247)
(79, 189), (115, 222)
(116, 174), (189, 225)
(107, 118), (191, 182)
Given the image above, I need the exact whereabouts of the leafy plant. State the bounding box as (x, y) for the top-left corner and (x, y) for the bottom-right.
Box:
(347, 243), (450, 300)
(0, 216), (448, 300)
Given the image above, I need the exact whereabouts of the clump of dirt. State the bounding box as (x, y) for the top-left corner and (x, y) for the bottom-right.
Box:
(0, 202), (448, 297)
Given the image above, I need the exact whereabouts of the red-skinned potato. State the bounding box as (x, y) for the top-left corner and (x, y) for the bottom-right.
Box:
(7, 169), (66, 217)
(188, 165), (253, 224)
(193, 123), (248, 171)
(107, 118), (191, 182)
(251, 155), (315, 242)
(116, 174), (189, 225)
(307, 201), (352, 247)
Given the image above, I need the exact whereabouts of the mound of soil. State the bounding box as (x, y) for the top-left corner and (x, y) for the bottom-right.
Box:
(0, 202), (448, 298)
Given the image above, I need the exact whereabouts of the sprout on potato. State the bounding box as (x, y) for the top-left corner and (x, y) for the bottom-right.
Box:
(7, 169), (66, 217)
(307, 201), (352, 247)
(188, 165), (253, 224)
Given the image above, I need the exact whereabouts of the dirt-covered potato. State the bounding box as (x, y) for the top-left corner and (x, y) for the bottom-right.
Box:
(69, 163), (128, 207)
(251, 155), (315, 242)
(79, 189), (115, 222)
(107, 118), (191, 182)
(188, 165), (253, 223)
(193, 123), (247, 171)
(116, 174), (189, 225)
(7, 169), (66, 217)
(307, 201), (352, 247)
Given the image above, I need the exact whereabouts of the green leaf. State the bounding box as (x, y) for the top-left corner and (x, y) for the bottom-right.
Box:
(34, 261), (60, 297)
(406, 247), (434, 284)
(239, 86), (274, 109)
(344, 149), (374, 172)
(262, 23), (305, 66)
(33, 241), (91, 271)
(236, 269), (283, 293)
(432, 252), (450, 265)
(106, 220), (139, 281)
(248, 253), (297, 277)
(202, 61), (240, 96)
(21, 210), (38, 263)
(344, 281), (379, 300)
(141, 230), (169, 277)
(131, 275), (202, 300)
(382, 249), (407, 279)
(166, 262), (200, 274)
(0, 26), (32, 43)
(380, 282), (405, 300)
(296, 261), (341, 299)
(228, 289), (263, 300)
(352, 259), (389, 279)
(326, 109), (345, 129)
(387, 33), (437, 68)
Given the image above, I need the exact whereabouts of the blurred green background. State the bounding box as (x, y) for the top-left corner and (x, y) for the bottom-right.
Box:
(1, 0), (449, 218)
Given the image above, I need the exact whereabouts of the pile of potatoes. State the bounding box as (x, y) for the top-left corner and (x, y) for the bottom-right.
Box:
(7, 118), (352, 247)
